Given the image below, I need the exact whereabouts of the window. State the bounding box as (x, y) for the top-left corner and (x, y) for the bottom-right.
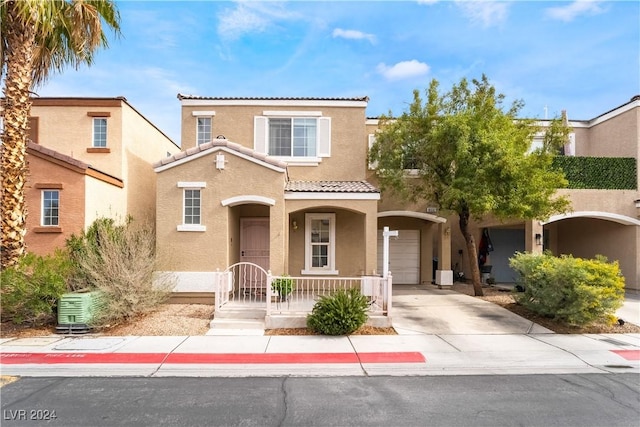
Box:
(269, 118), (316, 157)
(177, 182), (206, 231)
(303, 213), (338, 275)
(42, 190), (59, 226)
(254, 115), (331, 162)
(93, 118), (107, 147)
(197, 117), (212, 145)
(184, 189), (201, 224)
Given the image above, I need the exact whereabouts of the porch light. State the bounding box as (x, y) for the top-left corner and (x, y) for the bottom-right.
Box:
(535, 233), (542, 246)
(292, 220), (298, 231)
(635, 199), (640, 208)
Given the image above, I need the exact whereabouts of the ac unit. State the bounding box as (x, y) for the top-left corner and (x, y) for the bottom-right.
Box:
(56, 291), (104, 334)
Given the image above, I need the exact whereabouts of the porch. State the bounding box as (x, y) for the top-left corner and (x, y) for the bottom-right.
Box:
(211, 264), (392, 330)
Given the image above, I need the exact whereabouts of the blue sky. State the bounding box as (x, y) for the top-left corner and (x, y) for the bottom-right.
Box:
(36, 0), (639, 144)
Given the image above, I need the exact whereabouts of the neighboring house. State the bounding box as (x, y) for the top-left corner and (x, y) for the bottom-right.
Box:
(449, 96), (640, 290)
(23, 97), (180, 255)
(24, 142), (123, 255)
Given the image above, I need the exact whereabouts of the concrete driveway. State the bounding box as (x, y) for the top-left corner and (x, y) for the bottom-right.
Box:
(391, 285), (554, 335)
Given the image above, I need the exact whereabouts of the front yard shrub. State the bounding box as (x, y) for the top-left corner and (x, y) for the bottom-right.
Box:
(509, 252), (625, 326)
(66, 217), (174, 327)
(0, 250), (73, 324)
(307, 288), (368, 335)
(271, 275), (295, 299)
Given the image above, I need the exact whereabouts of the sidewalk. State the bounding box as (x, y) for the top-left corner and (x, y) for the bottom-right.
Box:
(1, 287), (639, 378)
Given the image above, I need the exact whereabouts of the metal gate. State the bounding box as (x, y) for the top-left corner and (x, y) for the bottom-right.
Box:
(219, 262), (269, 309)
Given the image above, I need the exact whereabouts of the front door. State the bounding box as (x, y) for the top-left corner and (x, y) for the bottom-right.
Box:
(240, 218), (270, 294)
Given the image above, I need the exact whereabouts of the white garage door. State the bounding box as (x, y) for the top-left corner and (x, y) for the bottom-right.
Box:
(377, 229), (420, 284)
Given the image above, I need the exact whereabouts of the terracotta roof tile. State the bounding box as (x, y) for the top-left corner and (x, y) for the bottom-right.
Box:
(27, 142), (88, 169)
(153, 138), (288, 170)
(177, 95), (369, 102)
(285, 180), (379, 193)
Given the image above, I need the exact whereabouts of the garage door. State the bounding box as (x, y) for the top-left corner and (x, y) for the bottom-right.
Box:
(377, 229), (420, 284)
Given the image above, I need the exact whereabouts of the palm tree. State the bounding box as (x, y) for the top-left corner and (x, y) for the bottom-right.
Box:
(1, 0), (121, 268)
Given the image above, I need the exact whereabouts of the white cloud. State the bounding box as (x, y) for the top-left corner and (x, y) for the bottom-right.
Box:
(332, 28), (376, 44)
(455, 0), (509, 28)
(377, 60), (430, 81)
(217, 1), (300, 40)
(545, 1), (606, 22)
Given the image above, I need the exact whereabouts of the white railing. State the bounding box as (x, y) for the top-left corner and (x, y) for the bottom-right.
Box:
(266, 273), (392, 316)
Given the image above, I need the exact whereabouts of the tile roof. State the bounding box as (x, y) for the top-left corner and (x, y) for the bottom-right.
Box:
(153, 139), (288, 170)
(27, 141), (89, 169)
(285, 180), (379, 193)
(177, 94), (369, 102)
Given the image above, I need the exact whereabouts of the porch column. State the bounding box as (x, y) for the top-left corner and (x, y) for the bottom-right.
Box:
(525, 220), (544, 254)
(270, 202), (286, 274)
(436, 222), (453, 287)
(365, 208), (378, 275)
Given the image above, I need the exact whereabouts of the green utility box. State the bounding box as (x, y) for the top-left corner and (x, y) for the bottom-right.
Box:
(56, 291), (104, 334)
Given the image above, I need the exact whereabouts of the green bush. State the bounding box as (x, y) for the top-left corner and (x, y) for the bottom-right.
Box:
(552, 156), (637, 189)
(66, 217), (173, 326)
(0, 250), (73, 324)
(509, 252), (625, 326)
(271, 275), (295, 299)
(307, 288), (368, 335)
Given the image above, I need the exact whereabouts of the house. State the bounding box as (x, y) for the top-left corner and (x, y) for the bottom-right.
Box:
(447, 96), (640, 290)
(154, 93), (639, 316)
(23, 97), (180, 255)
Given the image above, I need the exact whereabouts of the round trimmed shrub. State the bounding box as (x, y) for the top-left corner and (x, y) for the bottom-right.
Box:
(306, 288), (368, 335)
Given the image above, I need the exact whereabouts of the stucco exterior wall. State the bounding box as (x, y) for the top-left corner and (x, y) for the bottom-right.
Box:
(285, 199), (378, 277)
(155, 150), (286, 272)
(121, 104), (180, 224)
(30, 100), (124, 179)
(578, 107), (638, 158)
(24, 155), (86, 255)
(84, 178), (127, 227)
(181, 104), (368, 181)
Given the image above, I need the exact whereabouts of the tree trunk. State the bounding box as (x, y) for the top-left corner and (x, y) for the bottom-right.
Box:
(1, 1), (35, 268)
(458, 205), (483, 296)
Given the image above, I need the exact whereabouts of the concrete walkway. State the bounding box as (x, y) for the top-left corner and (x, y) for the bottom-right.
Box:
(1, 285), (638, 378)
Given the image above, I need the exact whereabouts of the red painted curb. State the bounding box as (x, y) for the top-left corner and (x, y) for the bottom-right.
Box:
(0, 351), (426, 365)
(611, 349), (640, 361)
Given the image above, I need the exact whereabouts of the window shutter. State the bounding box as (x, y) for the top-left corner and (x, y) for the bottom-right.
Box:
(254, 116), (268, 154)
(368, 134), (377, 169)
(317, 117), (331, 158)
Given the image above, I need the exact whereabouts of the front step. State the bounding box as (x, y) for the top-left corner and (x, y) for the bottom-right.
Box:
(207, 318), (265, 336)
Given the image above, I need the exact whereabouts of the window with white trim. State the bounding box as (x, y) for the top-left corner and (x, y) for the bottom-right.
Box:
(41, 190), (59, 226)
(254, 115), (331, 162)
(177, 182), (206, 231)
(92, 118), (107, 147)
(303, 213), (338, 275)
(197, 117), (212, 145)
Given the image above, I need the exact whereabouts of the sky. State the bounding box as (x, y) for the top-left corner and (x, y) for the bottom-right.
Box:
(35, 0), (639, 144)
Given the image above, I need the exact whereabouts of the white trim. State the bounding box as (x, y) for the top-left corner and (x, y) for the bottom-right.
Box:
(181, 99), (368, 108)
(301, 269), (340, 275)
(273, 156), (321, 166)
(588, 99), (640, 127)
(40, 189), (60, 226)
(366, 118), (379, 125)
(154, 146), (287, 173)
(177, 224), (207, 232)
(263, 110), (322, 117)
(178, 181), (206, 188)
(285, 192), (380, 200)
(304, 213), (337, 275)
(378, 210), (447, 223)
(192, 110), (216, 116)
(543, 211), (640, 226)
(221, 195), (276, 207)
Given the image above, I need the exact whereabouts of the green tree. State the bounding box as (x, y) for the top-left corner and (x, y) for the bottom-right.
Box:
(370, 75), (570, 296)
(1, 0), (121, 268)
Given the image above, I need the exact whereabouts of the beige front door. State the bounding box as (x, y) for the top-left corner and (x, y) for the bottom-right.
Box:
(240, 218), (270, 271)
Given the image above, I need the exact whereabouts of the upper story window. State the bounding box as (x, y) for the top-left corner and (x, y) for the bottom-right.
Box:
(93, 118), (107, 147)
(197, 117), (212, 145)
(42, 190), (59, 226)
(254, 113), (331, 164)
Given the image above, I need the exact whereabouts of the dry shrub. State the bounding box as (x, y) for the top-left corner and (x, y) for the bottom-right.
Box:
(68, 218), (174, 326)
